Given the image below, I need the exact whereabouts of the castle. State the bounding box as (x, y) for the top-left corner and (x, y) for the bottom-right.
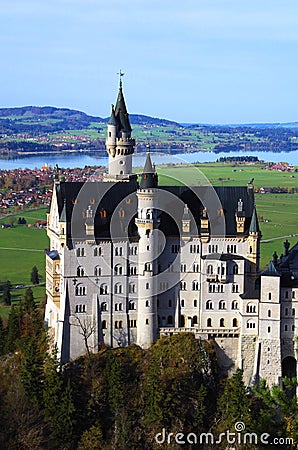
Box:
(44, 80), (298, 387)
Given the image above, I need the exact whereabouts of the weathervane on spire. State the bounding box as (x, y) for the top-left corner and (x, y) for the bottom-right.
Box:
(117, 70), (125, 88)
(146, 140), (151, 153)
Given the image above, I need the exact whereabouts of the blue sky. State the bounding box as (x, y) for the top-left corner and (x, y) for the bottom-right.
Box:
(1, 0), (298, 123)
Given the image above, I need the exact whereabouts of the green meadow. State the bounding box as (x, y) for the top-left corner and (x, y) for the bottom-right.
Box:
(0, 208), (49, 318)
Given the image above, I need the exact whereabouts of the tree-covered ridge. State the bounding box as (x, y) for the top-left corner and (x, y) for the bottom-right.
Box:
(1, 105), (298, 156)
(0, 297), (298, 449)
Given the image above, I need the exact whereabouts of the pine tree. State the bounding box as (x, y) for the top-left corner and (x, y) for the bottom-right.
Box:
(5, 305), (21, 353)
(20, 336), (44, 406)
(30, 266), (39, 285)
(43, 350), (76, 446)
(22, 287), (36, 314)
(217, 369), (251, 433)
(2, 280), (12, 306)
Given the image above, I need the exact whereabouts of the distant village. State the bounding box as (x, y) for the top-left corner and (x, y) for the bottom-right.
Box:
(0, 164), (105, 213)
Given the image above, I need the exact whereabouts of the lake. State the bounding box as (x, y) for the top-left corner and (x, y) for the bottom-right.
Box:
(0, 149), (297, 170)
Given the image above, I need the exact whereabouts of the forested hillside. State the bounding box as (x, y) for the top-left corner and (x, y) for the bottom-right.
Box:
(0, 294), (297, 449)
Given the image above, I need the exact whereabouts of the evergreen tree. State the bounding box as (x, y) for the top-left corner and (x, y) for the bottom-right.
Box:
(30, 266), (39, 285)
(217, 369), (251, 434)
(5, 305), (21, 353)
(43, 350), (76, 446)
(22, 287), (36, 314)
(20, 336), (44, 406)
(2, 280), (12, 306)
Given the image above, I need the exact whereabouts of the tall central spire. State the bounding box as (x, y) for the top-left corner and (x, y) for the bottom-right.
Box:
(104, 73), (136, 182)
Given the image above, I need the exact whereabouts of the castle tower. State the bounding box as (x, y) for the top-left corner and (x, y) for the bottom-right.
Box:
(235, 198), (245, 233)
(135, 153), (159, 348)
(104, 75), (136, 181)
(257, 262), (282, 386)
(247, 206), (261, 273)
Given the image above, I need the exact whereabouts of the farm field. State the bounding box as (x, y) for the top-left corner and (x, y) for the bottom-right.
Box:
(154, 162), (298, 188)
(0, 208), (49, 318)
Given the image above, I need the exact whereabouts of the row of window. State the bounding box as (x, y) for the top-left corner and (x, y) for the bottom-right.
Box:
(207, 264), (238, 275)
(77, 246), (138, 258)
(206, 300), (239, 310)
(208, 284), (240, 293)
(180, 281), (200, 291)
(206, 318), (239, 327)
(100, 319), (295, 332)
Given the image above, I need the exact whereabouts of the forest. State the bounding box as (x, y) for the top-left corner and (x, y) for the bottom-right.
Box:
(0, 289), (297, 449)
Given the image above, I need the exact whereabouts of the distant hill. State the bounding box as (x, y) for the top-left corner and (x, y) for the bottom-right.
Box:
(0, 106), (297, 156)
(0, 106), (180, 134)
(0, 105), (297, 131)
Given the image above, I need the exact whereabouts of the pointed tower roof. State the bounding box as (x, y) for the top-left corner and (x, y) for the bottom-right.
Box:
(182, 204), (190, 221)
(139, 152), (158, 189)
(249, 206), (260, 233)
(60, 199), (67, 222)
(143, 152), (154, 173)
(114, 82), (132, 132)
(108, 104), (117, 126)
(261, 260), (281, 277)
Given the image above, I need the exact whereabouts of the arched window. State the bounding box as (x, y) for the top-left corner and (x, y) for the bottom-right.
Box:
(206, 300), (213, 310)
(167, 315), (173, 325)
(231, 300), (238, 310)
(207, 318), (212, 327)
(119, 321), (123, 329)
(100, 283), (108, 295)
(233, 318), (238, 327)
(246, 303), (256, 313)
(268, 309), (271, 317)
(220, 318), (225, 327)
(101, 302), (108, 312)
(194, 299), (197, 307)
(247, 320), (256, 329)
(94, 266), (101, 276)
(219, 300), (226, 310)
(129, 283), (135, 294)
(268, 292), (272, 300)
(181, 299), (184, 307)
(193, 264), (199, 272)
(192, 281), (199, 291)
(75, 284), (86, 296)
(192, 315), (198, 325)
(114, 283), (122, 294)
(146, 300), (150, 307)
(233, 264), (238, 275)
(94, 247), (101, 256)
(129, 301), (136, 310)
(77, 266), (85, 277)
(207, 264), (213, 275)
(114, 264), (123, 276)
(102, 320), (107, 329)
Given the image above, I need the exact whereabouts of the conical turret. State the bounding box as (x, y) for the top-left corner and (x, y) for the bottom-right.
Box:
(104, 74), (136, 181)
(139, 152), (158, 189)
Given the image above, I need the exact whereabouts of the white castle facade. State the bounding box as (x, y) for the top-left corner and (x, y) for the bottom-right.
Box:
(45, 81), (298, 387)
